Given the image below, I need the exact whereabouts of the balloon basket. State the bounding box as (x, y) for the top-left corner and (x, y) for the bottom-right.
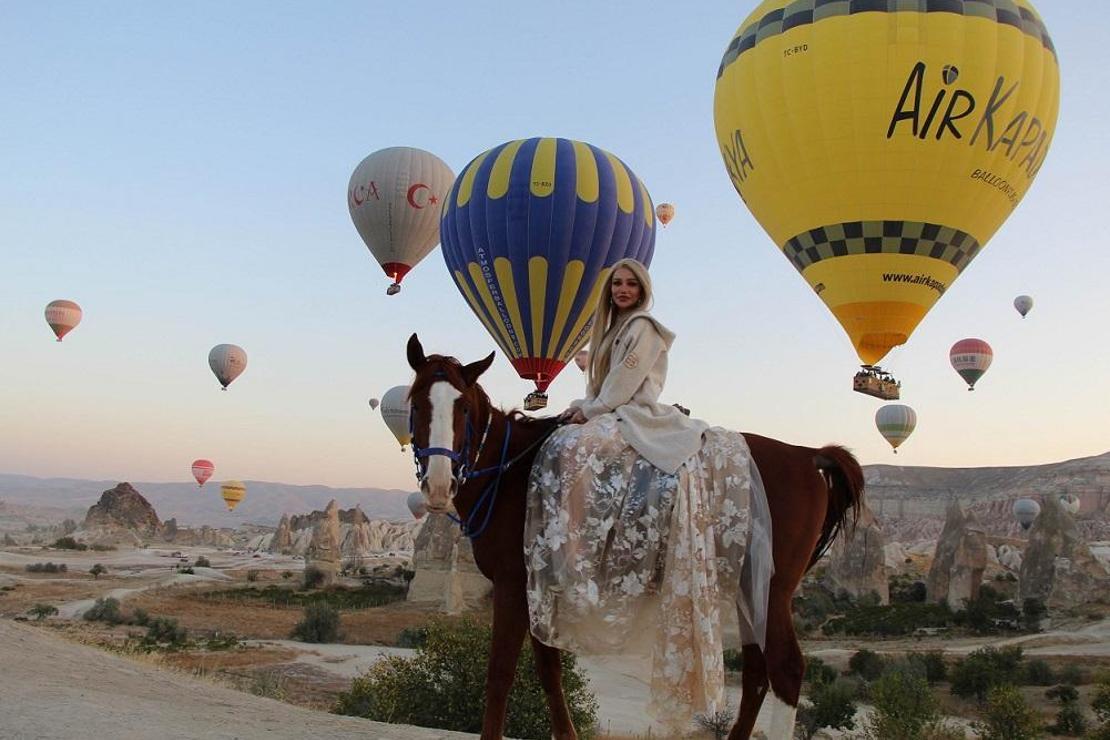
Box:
(386, 283), (401, 296)
(853, 366), (901, 400)
(524, 391), (548, 411)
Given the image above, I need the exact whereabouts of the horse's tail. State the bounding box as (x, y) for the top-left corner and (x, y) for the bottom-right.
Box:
(808, 445), (865, 569)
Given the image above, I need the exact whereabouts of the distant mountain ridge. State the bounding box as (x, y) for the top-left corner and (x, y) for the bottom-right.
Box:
(0, 473), (413, 528)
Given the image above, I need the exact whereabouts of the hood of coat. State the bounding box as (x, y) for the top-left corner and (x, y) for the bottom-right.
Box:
(615, 310), (675, 350)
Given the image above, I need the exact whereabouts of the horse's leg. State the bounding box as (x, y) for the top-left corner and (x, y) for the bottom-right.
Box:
(530, 636), (578, 740)
(761, 583), (805, 739)
(729, 643), (768, 740)
(482, 582), (529, 739)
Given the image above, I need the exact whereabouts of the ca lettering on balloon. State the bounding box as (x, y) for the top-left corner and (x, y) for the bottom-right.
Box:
(887, 62), (1052, 179)
(348, 180), (381, 208)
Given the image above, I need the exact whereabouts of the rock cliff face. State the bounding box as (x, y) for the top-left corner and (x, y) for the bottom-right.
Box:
(305, 500), (343, 586)
(265, 506), (416, 557)
(824, 504), (889, 604)
(1020, 495), (1110, 608)
(271, 514), (293, 552)
(927, 501), (988, 609)
(82, 483), (161, 540)
(407, 513), (490, 612)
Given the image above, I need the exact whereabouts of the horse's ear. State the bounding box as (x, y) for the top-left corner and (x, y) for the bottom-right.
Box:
(406, 334), (426, 371)
(461, 351), (495, 387)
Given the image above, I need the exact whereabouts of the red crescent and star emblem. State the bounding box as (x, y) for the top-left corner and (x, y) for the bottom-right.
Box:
(407, 183), (432, 209)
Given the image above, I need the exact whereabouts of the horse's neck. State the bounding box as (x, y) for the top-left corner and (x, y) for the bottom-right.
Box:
(467, 402), (550, 479)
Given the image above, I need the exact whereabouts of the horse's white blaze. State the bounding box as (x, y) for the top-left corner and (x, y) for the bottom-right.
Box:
(764, 693), (797, 739)
(424, 381), (462, 506)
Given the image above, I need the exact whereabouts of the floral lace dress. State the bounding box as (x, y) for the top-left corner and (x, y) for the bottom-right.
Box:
(524, 414), (773, 729)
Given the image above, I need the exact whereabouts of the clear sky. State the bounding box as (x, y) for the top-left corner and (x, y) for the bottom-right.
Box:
(1, 2), (1106, 492)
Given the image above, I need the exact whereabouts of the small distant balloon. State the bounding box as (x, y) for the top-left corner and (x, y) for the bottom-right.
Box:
(1059, 493), (1080, 515)
(220, 480), (246, 512)
(1013, 498), (1041, 531)
(1014, 295), (1034, 318)
(44, 300), (82, 342)
(875, 404), (916, 453)
(380, 385), (412, 448)
(950, 339), (993, 391)
(573, 349), (589, 372)
(406, 491), (427, 520)
(191, 459), (214, 487)
(369, 398), (380, 410)
(655, 203), (675, 227)
(209, 344), (247, 390)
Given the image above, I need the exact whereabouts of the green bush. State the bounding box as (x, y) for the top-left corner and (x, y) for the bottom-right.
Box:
(291, 603), (340, 643)
(822, 601), (954, 637)
(302, 566), (327, 590)
(90, 543), (116, 552)
(25, 562), (67, 573)
(83, 597), (124, 625)
(177, 566), (195, 574)
(51, 536), (87, 551)
(803, 656), (838, 687)
(89, 564), (107, 580)
(1021, 597), (1046, 632)
(848, 649), (886, 681)
(246, 570), (260, 582)
(693, 703), (734, 740)
(396, 626), (428, 649)
(29, 603), (58, 621)
(1022, 658), (1055, 686)
(1092, 672), (1110, 725)
(952, 589), (1021, 635)
(889, 574), (928, 604)
(723, 648), (744, 672)
(797, 678), (857, 739)
(194, 556), (211, 568)
(131, 607), (150, 626)
(1058, 662), (1086, 686)
(949, 646), (1023, 703)
(1051, 701), (1087, 736)
(971, 684), (1041, 740)
(906, 651), (948, 684)
(145, 616), (188, 646)
(334, 616), (598, 739)
(864, 671), (940, 739)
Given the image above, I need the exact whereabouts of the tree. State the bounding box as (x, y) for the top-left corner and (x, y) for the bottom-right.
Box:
(291, 603), (340, 643)
(194, 555), (211, 568)
(972, 685), (1041, 740)
(796, 678), (857, 739)
(693, 702), (734, 740)
(848, 649), (885, 681)
(949, 646), (1023, 703)
(29, 603), (58, 621)
(89, 564), (106, 580)
(862, 671), (956, 740)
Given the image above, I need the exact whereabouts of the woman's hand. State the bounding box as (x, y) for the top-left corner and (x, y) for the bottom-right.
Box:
(559, 408), (587, 424)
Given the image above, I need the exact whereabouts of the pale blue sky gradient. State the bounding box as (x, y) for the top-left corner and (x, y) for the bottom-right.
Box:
(2, 2), (1107, 492)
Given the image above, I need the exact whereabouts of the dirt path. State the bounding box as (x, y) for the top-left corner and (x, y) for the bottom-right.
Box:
(0, 619), (473, 740)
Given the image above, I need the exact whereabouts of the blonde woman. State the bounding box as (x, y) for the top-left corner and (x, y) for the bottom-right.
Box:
(524, 258), (772, 730)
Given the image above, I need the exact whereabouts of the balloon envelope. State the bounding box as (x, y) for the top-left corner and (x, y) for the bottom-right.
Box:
(440, 137), (656, 393)
(368, 398), (380, 410)
(380, 385), (412, 448)
(1014, 295), (1034, 318)
(45, 299), (82, 342)
(1059, 493), (1080, 515)
(406, 491), (427, 520)
(348, 147), (455, 294)
(1013, 498), (1041, 530)
(191, 459), (214, 487)
(875, 404), (916, 452)
(950, 339), (993, 390)
(220, 480), (246, 512)
(714, 1), (1059, 365)
(655, 202), (675, 227)
(209, 344), (247, 390)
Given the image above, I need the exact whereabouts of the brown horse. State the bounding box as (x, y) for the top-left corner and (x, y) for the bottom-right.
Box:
(405, 334), (864, 740)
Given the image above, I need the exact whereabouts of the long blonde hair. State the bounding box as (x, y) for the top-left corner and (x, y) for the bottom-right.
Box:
(586, 258), (654, 396)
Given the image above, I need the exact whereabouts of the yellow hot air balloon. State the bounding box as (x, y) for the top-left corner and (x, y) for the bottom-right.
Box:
(220, 480), (246, 512)
(714, 2), (1059, 370)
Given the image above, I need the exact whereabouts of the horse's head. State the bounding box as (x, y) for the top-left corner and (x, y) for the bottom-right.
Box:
(406, 333), (495, 513)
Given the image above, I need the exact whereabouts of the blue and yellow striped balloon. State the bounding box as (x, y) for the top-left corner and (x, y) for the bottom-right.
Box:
(440, 137), (656, 395)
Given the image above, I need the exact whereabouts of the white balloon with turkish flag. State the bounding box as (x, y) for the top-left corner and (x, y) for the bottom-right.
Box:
(347, 147), (455, 295)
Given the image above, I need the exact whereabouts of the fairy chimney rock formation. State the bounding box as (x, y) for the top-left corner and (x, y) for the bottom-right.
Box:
(824, 503), (889, 604)
(270, 513), (293, 554)
(407, 513), (490, 612)
(305, 499), (342, 585)
(342, 507), (374, 562)
(83, 483), (162, 538)
(927, 500), (988, 609)
(1020, 494), (1110, 608)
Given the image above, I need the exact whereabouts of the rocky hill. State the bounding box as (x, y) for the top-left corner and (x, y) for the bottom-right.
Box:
(80, 483), (162, 545)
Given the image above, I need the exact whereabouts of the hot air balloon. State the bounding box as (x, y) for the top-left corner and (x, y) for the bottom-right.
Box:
(950, 339), (993, 391)
(380, 385), (412, 449)
(406, 491), (427, 520)
(440, 137), (657, 409)
(1013, 498), (1041, 531)
(655, 203), (675, 227)
(220, 480), (246, 512)
(191, 459), (214, 487)
(208, 344), (247, 390)
(714, 2), (1059, 386)
(1059, 493), (1080, 515)
(875, 404), (916, 454)
(348, 147), (455, 295)
(573, 349), (589, 372)
(44, 300), (82, 342)
(1014, 295), (1034, 318)
(368, 398), (380, 410)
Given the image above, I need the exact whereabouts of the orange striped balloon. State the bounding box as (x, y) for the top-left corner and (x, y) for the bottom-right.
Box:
(949, 338), (993, 391)
(44, 299), (82, 342)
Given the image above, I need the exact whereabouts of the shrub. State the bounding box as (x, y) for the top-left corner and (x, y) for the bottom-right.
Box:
(693, 701), (734, 740)
(848, 649), (886, 682)
(797, 678), (857, 739)
(89, 564), (107, 580)
(1058, 662), (1086, 686)
(906, 650), (948, 684)
(1092, 672), (1110, 725)
(1022, 658), (1055, 686)
(250, 671), (287, 700)
(889, 574), (928, 604)
(131, 607), (151, 626)
(864, 671), (940, 739)
(145, 616), (188, 646)
(1051, 701), (1087, 736)
(949, 646), (1023, 703)
(83, 597), (124, 624)
(953, 589), (1021, 635)
(25, 562), (67, 573)
(1046, 684), (1079, 704)
(971, 684), (1041, 740)
(194, 556), (211, 568)
(51, 536), (87, 551)
(822, 601), (953, 637)
(281, 570), (293, 580)
(246, 570), (260, 583)
(1021, 597), (1046, 632)
(29, 603), (58, 621)
(334, 616), (598, 738)
(395, 626), (428, 649)
(177, 566), (195, 574)
(803, 656), (838, 688)
(723, 648), (744, 672)
(291, 603), (340, 643)
(90, 543), (116, 552)
(302, 565), (327, 590)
